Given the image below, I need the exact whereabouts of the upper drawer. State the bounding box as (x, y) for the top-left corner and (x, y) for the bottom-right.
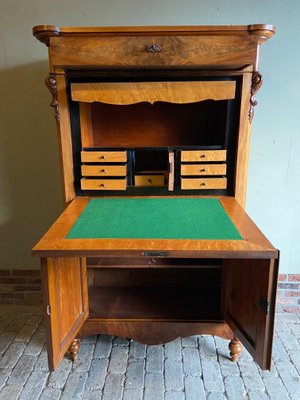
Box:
(49, 35), (257, 68)
(181, 150), (227, 162)
(81, 151), (127, 163)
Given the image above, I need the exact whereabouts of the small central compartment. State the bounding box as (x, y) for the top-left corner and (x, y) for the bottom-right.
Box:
(88, 263), (222, 321)
(134, 148), (169, 187)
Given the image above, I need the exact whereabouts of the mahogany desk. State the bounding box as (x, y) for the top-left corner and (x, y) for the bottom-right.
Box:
(32, 24), (278, 371)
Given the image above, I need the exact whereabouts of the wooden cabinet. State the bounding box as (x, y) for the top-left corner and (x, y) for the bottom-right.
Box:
(32, 24), (278, 371)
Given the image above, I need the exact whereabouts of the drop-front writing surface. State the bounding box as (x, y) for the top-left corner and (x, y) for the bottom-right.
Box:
(32, 24), (278, 371)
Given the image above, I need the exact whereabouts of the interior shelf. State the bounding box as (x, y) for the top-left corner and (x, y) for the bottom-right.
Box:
(88, 266), (222, 321)
(88, 286), (222, 321)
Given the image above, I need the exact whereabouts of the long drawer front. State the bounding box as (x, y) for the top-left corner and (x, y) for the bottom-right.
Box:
(50, 34), (257, 69)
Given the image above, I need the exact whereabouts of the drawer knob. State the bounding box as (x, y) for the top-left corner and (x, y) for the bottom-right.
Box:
(200, 182), (206, 187)
(146, 44), (162, 53)
(100, 169), (107, 173)
(148, 179), (152, 184)
(200, 154), (206, 159)
(99, 155), (105, 160)
(99, 183), (105, 187)
(200, 168), (206, 172)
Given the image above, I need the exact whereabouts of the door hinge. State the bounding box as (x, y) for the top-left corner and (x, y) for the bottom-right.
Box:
(46, 305), (51, 316)
(259, 297), (269, 315)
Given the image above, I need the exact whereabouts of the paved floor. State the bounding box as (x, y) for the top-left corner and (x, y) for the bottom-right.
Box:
(0, 305), (299, 400)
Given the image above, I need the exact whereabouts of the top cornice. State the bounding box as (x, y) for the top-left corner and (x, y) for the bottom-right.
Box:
(33, 24), (275, 46)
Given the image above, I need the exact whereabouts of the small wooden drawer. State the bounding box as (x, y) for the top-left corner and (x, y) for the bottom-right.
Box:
(181, 164), (227, 176)
(181, 178), (227, 190)
(81, 178), (127, 190)
(181, 150), (226, 162)
(81, 165), (127, 177)
(81, 151), (127, 163)
(135, 175), (165, 187)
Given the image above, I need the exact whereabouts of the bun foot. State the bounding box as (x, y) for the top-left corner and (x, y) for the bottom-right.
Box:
(69, 339), (81, 362)
(229, 338), (242, 362)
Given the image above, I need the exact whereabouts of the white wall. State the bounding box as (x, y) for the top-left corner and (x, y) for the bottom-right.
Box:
(0, 0), (299, 273)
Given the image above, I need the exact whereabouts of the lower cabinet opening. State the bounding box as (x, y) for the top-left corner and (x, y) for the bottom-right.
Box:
(87, 262), (223, 321)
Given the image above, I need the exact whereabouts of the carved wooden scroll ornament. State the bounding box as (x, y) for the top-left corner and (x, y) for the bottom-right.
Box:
(45, 74), (60, 124)
(249, 71), (263, 122)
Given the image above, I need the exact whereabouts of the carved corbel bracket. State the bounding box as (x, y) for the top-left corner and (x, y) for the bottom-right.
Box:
(45, 74), (60, 124)
(249, 71), (263, 123)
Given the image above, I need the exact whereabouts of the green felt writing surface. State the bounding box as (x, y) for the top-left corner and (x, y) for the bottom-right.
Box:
(67, 198), (243, 240)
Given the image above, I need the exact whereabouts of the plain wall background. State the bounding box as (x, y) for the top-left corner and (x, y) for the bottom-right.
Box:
(0, 0), (299, 273)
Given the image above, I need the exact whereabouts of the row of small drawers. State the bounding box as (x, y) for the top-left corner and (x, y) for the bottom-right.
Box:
(181, 150), (227, 190)
(81, 150), (226, 164)
(80, 150), (227, 190)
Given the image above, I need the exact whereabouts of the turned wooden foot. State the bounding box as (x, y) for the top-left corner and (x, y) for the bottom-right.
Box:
(229, 338), (242, 362)
(69, 339), (81, 362)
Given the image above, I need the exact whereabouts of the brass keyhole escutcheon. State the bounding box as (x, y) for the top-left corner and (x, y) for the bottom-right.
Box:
(146, 44), (162, 53)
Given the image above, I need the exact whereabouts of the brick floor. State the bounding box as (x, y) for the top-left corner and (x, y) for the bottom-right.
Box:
(0, 305), (299, 399)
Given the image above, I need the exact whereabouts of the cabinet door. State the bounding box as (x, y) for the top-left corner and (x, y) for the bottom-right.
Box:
(41, 257), (89, 371)
(224, 258), (279, 370)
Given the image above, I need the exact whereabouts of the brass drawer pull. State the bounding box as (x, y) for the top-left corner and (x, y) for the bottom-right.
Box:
(146, 44), (162, 53)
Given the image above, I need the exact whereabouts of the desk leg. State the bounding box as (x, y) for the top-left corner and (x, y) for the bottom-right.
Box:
(229, 337), (242, 362)
(69, 339), (81, 362)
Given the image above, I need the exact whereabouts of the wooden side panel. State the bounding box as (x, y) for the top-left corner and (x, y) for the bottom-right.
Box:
(225, 258), (278, 370)
(41, 257), (88, 371)
(79, 103), (93, 147)
(56, 75), (75, 204)
(234, 68), (253, 207)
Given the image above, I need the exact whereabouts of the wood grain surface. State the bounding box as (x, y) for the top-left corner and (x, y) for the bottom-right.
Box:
(71, 81), (236, 104)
